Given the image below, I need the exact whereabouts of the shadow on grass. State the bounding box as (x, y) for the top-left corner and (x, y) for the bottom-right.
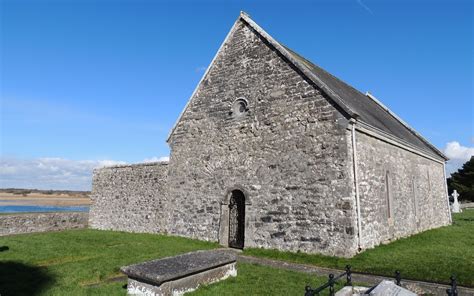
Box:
(0, 261), (55, 296)
(455, 216), (474, 222)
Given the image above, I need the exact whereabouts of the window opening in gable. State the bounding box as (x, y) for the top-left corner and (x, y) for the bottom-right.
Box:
(229, 98), (249, 118)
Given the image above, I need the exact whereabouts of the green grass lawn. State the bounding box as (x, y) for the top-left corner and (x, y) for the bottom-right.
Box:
(244, 209), (474, 287)
(0, 229), (218, 295)
(189, 263), (341, 296)
(0, 229), (333, 296)
(0, 210), (472, 295)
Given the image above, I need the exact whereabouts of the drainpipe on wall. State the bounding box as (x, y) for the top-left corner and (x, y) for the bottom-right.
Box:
(350, 119), (362, 251)
(443, 162), (453, 224)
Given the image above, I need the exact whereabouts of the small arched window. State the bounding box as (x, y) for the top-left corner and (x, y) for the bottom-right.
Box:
(229, 98), (248, 118)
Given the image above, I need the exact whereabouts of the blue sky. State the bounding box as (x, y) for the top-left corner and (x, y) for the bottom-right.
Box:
(1, 0), (473, 190)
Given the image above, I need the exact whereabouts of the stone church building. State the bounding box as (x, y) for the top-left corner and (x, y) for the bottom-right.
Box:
(90, 12), (451, 257)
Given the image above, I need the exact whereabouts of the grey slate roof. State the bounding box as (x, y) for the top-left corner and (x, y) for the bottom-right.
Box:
(282, 46), (445, 159)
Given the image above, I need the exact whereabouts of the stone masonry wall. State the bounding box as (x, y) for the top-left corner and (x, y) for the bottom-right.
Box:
(89, 162), (168, 233)
(167, 20), (358, 257)
(0, 212), (88, 236)
(355, 131), (450, 250)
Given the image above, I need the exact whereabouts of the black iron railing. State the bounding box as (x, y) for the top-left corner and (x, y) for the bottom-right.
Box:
(304, 268), (459, 296)
(304, 265), (352, 296)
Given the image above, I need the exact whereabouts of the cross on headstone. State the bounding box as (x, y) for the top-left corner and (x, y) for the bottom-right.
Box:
(451, 190), (462, 213)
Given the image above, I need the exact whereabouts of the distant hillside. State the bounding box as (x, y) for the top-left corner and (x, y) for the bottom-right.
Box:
(0, 188), (90, 198)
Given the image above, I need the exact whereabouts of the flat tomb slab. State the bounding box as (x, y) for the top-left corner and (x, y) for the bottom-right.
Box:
(121, 249), (237, 296)
(335, 281), (417, 296)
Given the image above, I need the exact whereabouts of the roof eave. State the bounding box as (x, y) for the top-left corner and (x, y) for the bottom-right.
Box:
(354, 119), (447, 162)
(365, 92), (448, 161)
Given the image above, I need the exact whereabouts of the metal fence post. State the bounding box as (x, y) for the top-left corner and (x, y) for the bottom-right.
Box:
(304, 285), (313, 296)
(328, 274), (335, 296)
(395, 270), (401, 286)
(449, 275), (458, 296)
(345, 265), (352, 286)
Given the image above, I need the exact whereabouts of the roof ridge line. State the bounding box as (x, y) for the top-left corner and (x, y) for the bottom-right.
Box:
(365, 92), (447, 160)
(239, 13), (358, 119)
(240, 11), (250, 17)
(283, 45), (368, 99)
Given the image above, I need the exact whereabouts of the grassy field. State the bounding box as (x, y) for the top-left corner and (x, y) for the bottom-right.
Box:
(244, 210), (474, 287)
(0, 230), (332, 296)
(0, 230), (218, 295)
(0, 210), (472, 295)
(189, 263), (340, 296)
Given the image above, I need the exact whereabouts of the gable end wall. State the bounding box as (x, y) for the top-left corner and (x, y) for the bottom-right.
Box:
(166, 20), (358, 257)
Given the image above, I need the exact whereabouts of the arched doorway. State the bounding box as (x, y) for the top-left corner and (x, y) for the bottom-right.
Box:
(228, 190), (245, 249)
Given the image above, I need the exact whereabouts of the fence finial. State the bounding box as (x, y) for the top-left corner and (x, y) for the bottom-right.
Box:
(446, 274), (458, 296)
(395, 270), (401, 286)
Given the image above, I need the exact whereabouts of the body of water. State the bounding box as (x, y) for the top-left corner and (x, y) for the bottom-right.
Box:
(0, 205), (90, 214)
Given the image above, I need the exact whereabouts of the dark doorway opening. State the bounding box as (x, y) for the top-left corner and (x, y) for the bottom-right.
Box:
(228, 190), (245, 249)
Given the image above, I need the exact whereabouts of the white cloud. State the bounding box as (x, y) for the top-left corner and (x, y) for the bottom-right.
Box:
(0, 157), (126, 191)
(0, 156), (170, 191)
(444, 141), (474, 160)
(143, 156), (169, 163)
(443, 141), (474, 175)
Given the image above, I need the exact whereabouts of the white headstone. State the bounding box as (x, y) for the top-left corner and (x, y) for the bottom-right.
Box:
(452, 190), (462, 213)
(369, 280), (417, 296)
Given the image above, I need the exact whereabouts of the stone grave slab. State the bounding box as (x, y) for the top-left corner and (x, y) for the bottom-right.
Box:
(335, 286), (370, 296)
(369, 280), (417, 296)
(335, 280), (418, 296)
(120, 249), (237, 296)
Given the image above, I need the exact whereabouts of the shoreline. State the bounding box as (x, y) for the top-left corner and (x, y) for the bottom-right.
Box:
(0, 193), (91, 207)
